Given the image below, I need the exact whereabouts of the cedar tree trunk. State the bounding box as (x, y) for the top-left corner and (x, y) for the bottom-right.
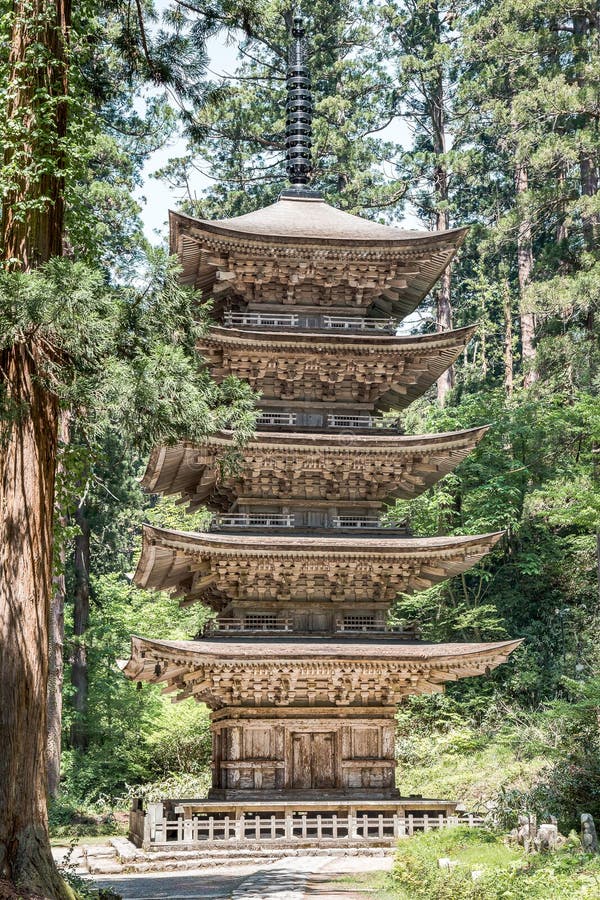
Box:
(47, 412), (70, 799)
(430, 8), (454, 405)
(0, 345), (73, 898)
(503, 281), (514, 399)
(47, 572), (65, 801)
(0, 1), (74, 896)
(514, 158), (537, 387)
(70, 502), (91, 751)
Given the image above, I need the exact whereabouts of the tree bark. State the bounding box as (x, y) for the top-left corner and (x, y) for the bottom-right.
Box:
(1, 1), (70, 265)
(503, 281), (514, 399)
(430, 5), (454, 405)
(47, 568), (65, 800)
(0, 346), (73, 899)
(573, 14), (600, 253)
(47, 412), (70, 799)
(0, 2), (75, 895)
(70, 502), (91, 751)
(433, 135), (454, 406)
(514, 158), (537, 387)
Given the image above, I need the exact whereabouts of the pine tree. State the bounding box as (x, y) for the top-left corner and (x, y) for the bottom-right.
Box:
(380, 0), (466, 404)
(157, 0), (406, 218)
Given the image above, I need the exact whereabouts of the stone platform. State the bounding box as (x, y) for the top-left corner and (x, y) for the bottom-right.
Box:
(129, 797), (482, 851)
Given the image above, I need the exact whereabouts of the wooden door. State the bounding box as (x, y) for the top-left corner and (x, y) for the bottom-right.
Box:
(291, 732), (337, 789)
(312, 733), (336, 788)
(309, 611), (330, 633)
(291, 733), (313, 789)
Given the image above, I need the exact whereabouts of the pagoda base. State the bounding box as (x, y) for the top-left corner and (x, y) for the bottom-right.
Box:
(130, 797), (475, 851)
(210, 707), (399, 797)
(207, 787), (400, 801)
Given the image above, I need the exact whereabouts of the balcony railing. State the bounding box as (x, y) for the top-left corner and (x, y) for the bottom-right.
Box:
(205, 617), (294, 634)
(256, 412), (297, 426)
(213, 513), (295, 528)
(255, 412), (400, 429)
(212, 513), (402, 531)
(331, 516), (382, 529)
(323, 315), (395, 332)
(224, 312), (299, 328)
(326, 414), (399, 430)
(335, 621), (416, 635)
(222, 311), (395, 333)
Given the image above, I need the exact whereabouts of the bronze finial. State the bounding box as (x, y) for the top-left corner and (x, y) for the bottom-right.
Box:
(282, 8), (320, 196)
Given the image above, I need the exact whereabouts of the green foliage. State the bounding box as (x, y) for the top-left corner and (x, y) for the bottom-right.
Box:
(389, 828), (600, 900)
(0, 252), (258, 450)
(395, 687), (600, 836)
(59, 573), (212, 806)
(395, 701), (549, 816)
(494, 679), (600, 831)
(384, 384), (598, 706)
(59, 850), (121, 900)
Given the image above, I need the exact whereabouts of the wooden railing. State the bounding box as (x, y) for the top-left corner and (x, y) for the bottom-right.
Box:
(331, 516), (382, 529)
(256, 412), (297, 426)
(326, 415), (399, 430)
(205, 617), (294, 633)
(335, 622), (416, 635)
(322, 316), (395, 332)
(224, 312), (299, 327)
(213, 513), (295, 528)
(131, 805), (484, 847)
(255, 412), (400, 429)
(223, 312), (395, 333)
(212, 513), (404, 531)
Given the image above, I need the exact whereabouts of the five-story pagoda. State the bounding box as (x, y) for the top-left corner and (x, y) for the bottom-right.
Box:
(123, 13), (520, 840)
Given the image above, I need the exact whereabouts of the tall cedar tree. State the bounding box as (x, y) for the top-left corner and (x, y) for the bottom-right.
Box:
(0, 1), (259, 894)
(460, 0), (600, 386)
(0, 2), (74, 895)
(381, 0), (464, 404)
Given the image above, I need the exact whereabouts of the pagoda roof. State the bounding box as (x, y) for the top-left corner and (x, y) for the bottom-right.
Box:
(142, 426), (489, 509)
(197, 325), (475, 411)
(121, 634), (522, 708)
(173, 197), (467, 245)
(171, 203), (467, 319)
(134, 525), (504, 607)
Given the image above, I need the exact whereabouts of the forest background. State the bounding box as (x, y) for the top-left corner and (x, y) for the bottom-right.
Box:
(2, 0), (599, 851)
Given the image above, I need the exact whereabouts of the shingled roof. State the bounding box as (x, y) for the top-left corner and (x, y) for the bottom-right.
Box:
(175, 196), (467, 245)
(141, 426), (489, 509)
(134, 524), (504, 608)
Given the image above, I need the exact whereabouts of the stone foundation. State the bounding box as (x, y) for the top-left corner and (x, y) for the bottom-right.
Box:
(129, 797), (481, 851)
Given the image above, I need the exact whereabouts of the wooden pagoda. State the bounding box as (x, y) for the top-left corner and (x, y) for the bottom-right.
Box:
(122, 13), (520, 843)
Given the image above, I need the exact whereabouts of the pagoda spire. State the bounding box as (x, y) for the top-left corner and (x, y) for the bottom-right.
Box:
(282, 8), (320, 197)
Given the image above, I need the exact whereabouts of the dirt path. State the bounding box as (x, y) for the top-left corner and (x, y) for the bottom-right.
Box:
(92, 854), (393, 900)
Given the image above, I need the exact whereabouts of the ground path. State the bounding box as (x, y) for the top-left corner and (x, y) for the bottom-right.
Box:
(93, 853), (393, 899)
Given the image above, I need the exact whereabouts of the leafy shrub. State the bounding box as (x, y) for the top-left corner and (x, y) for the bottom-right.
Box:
(391, 828), (522, 899)
(496, 750), (600, 833)
(124, 771), (212, 803)
(389, 828), (600, 899)
(49, 795), (124, 839)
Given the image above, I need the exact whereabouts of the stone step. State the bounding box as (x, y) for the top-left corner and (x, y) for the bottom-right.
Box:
(83, 840), (396, 874)
(144, 842), (395, 856)
(87, 855), (277, 875)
